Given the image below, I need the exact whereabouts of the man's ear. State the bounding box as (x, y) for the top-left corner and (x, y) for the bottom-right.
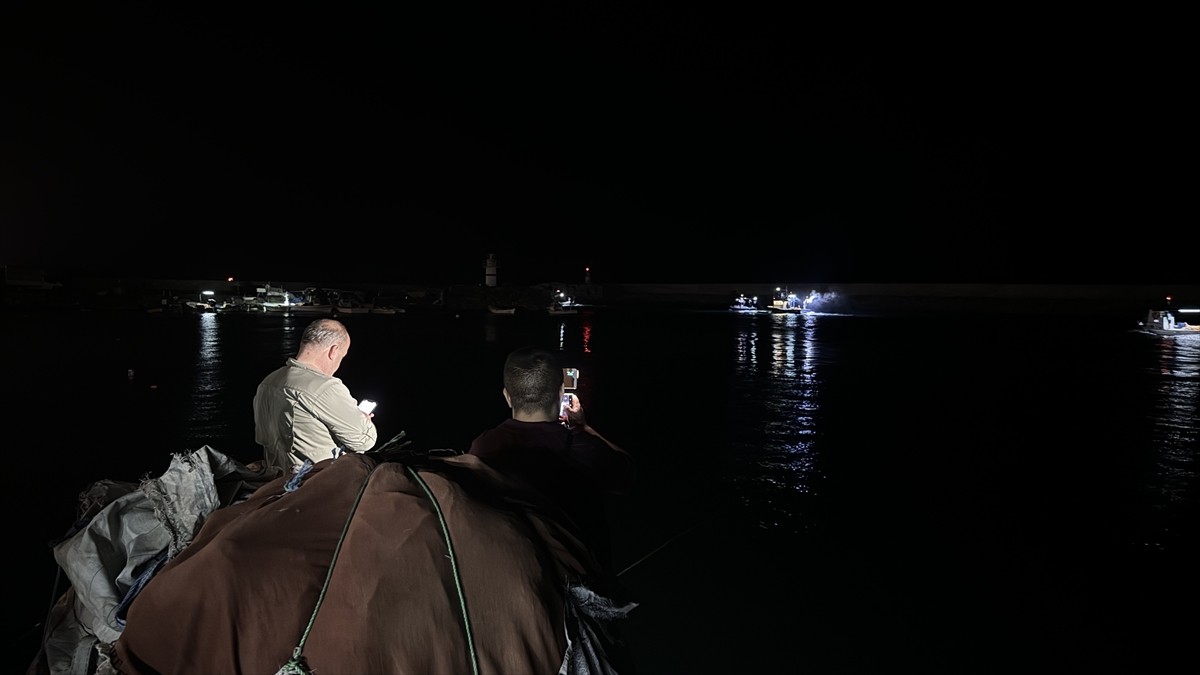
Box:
(502, 388), (512, 408)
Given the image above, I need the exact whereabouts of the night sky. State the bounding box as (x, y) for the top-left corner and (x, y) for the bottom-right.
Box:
(2, 3), (1189, 285)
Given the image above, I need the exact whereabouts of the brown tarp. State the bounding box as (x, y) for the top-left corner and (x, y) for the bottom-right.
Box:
(109, 452), (625, 675)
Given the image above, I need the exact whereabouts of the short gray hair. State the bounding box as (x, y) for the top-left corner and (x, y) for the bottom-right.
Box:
(301, 318), (348, 347)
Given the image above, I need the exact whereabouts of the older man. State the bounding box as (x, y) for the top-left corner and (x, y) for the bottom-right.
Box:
(253, 317), (377, 474)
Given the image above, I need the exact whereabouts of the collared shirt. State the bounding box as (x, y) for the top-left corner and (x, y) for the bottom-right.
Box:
(253, 357), (377, 473)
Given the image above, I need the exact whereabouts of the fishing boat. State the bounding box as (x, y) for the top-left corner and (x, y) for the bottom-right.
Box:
(1137, 307), (1200, 336)
(488, 304), (517, 315)
(183, 300), (214, 313)
(769, 287), (818, 314)
(552, 290), (580, 309)
(243, 284), (301, 312)
(729, 293), (764, 313)
(287, 287), (335, 315)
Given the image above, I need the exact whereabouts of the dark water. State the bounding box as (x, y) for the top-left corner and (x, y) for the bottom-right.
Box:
(10, 304), (1199, 673)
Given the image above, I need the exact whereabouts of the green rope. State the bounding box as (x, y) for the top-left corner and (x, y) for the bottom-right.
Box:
(406, 465), (480, 675)
(275, 463), (377, 675)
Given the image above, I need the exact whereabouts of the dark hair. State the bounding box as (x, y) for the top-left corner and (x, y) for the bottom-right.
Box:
(503, 346), (562, 414)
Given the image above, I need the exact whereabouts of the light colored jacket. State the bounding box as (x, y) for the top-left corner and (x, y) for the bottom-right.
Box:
(253, 358), (377, 472)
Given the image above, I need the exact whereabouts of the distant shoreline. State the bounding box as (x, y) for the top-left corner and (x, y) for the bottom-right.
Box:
(5, 275), (1199, 317)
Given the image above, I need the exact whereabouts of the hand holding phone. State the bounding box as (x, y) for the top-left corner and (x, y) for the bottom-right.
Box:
(358, 399), (377, 414)
(560, 367), (579, 419)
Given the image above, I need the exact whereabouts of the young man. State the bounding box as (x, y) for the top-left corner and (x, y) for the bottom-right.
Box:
(253, 317), (377, 474)
(468, 346), (634, 570)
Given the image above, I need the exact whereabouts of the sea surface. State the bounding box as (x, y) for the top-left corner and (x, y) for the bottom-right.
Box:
(10, 300), (1199, 673)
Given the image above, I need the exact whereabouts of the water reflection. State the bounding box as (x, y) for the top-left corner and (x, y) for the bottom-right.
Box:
(191, 314), (224, 440)
(1147, 336), (1199, 519)
(730, 311), (822, 532)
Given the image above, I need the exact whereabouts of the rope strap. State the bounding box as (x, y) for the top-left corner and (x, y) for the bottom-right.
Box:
(275, 463), (375, 675)
(406, 465), (480, 675)
(274, 462), (480, 675)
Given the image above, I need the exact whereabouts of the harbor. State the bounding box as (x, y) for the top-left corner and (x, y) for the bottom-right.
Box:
(7, 267), (1199, 320)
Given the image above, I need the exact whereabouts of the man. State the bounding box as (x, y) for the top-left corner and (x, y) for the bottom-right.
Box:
(253, 317), (377, 474)
(468, 346), (634, 571)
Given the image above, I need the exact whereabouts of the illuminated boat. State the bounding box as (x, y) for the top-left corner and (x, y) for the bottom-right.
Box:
(769, 287), (818, 314)
(729, 294), (764, 313)
(243, 284), (300, 312)
(1137, 306), (1200, 336)
(183, 300), (214, 313)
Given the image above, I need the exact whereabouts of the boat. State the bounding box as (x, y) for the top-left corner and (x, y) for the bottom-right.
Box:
(729, 293), (764, 313)
(488, 304), (517, 315)
(769, 287), (818, 314)
(371, 295), (409, 314)
(243, 284), (301, 312)
(210, 299), (240, 313)
(287, 287), (335, 315)
(1137, 306), (1200, 336)
(553, 290), (580, 309)
(290, 302), (335, 315)
(546, 303), (578, 316)
(334, 298), (371, 314)
(183, 300), (214, 313)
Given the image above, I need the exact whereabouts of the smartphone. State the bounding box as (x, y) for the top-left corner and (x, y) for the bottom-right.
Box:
(560, 367), (579, 417)
(358, 399), (377, 414)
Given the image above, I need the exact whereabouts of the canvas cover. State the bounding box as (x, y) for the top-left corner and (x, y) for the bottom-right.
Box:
(106, 451), (633, 675)
(28, 446), (268, 675)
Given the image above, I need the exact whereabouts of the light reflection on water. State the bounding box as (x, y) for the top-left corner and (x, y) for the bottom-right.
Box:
(160, 309), (1197, 549)
(1148, 336), (1199, 513)
(730, 311), (822, 531)
(190, 314), (223, 439)
(188, 313), (303, 445)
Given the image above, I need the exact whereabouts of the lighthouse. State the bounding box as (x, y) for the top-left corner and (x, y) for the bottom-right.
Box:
(483, 253), (498, 287)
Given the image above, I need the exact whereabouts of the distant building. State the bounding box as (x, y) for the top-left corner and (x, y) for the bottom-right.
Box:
(484, 253), (498, 287)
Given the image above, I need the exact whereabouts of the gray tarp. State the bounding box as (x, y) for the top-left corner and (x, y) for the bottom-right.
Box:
(27, 446), (270, 675)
